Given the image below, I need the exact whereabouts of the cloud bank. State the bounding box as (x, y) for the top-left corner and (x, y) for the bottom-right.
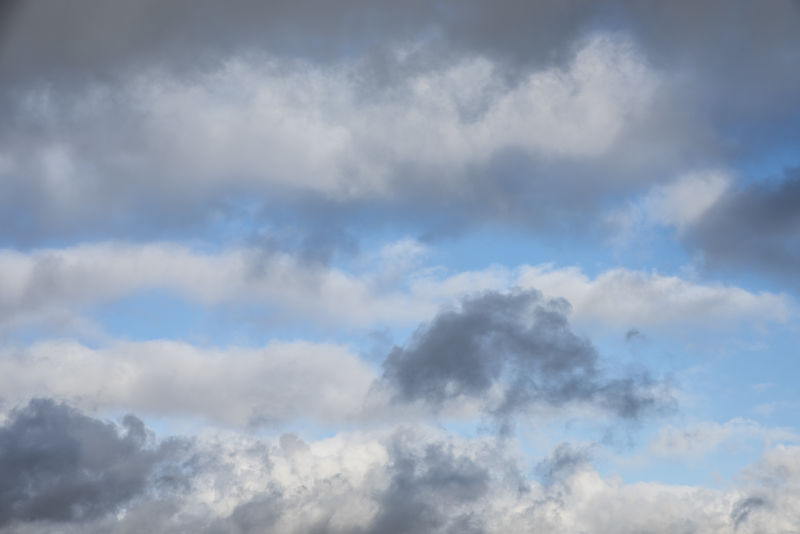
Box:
(1, 400), (799, 533)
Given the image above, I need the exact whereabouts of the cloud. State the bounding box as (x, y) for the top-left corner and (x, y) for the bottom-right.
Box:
(515, 264), (791, 326)
(0, 3), (799, 533)
(0, 285), (680, 428)
(3, 1), (798, 106)
(0, 241), (788, 337)
(0, 340), (375, 426)
(611, 166), (800, 289)
(685, 167), (800, 284)
(1, 2), (798, 244)
(535, 442), (593, 486)
(731, 496), (768, 530)
(642, 171), (731, 231)
(647, 418), (799, 460)
(362, 432), (491, 534)
(0, 32), (666, 243)
(3, 407), (800, 534)
(379, 290), (671, 422)
(730, 445), (800, 533)
(0, 241), (436, 333)
(0, 398), (189, 527)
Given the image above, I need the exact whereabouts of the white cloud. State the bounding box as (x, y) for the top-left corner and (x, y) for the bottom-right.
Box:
(2, 32), (659, 222)
(5, 425), (798, 533)
(648, 418), (799, 459)
(644, 170), (731, 230)
(0, 241), (790, 336)
(0, 339), (375, 426)
(605, 170), (731, 248)
(0, 241), (436, 332)
(516, 264), (791, 326)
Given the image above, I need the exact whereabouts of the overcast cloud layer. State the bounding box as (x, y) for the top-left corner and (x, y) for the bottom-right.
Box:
(1, 1), (799, 532)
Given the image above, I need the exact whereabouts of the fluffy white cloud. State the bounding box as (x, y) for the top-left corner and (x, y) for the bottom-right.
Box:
(3, 422), (798, 533)
(187, 436), (800, 534)
(1, 32), (659, 229)
(0, 340), (374, 426)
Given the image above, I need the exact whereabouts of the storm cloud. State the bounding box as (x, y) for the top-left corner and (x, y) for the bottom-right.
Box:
(381, 290), (670, 420)
(0, 399), (190, 527)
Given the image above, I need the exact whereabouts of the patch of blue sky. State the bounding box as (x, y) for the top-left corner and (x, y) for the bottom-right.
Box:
(698, 328), (800, 425)
(584, 325), (800, 468)
(85, 285), (403, 353)
(402, 219), (692, 284)
(85, 289), (319, 348)
(600, 319), (797, 402)
(88, 289), (215, 344)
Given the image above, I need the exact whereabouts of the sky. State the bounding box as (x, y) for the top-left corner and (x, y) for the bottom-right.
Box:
(1, 1), (800, 532)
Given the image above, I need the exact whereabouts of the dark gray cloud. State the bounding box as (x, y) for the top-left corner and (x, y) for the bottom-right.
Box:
(365, 435), (490, 534)
(3, 0), (798, 91)
(0, 398), (190, 527)
(380, 290), (670, 421)
(0, 0), (432, 86)
(686, 167), (800, 285)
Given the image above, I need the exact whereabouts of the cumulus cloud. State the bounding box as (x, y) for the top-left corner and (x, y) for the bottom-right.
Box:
(379, 290), (671, 422)
(3, 401), (800, 534)
(359, 432), (493, 534)
(0, 32), (665, 242)
(0, 1), (797, 245)
(0, 399), (189, 528)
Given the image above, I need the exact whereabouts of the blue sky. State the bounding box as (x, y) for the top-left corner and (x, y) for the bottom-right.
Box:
(1, 1), (799, 532)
